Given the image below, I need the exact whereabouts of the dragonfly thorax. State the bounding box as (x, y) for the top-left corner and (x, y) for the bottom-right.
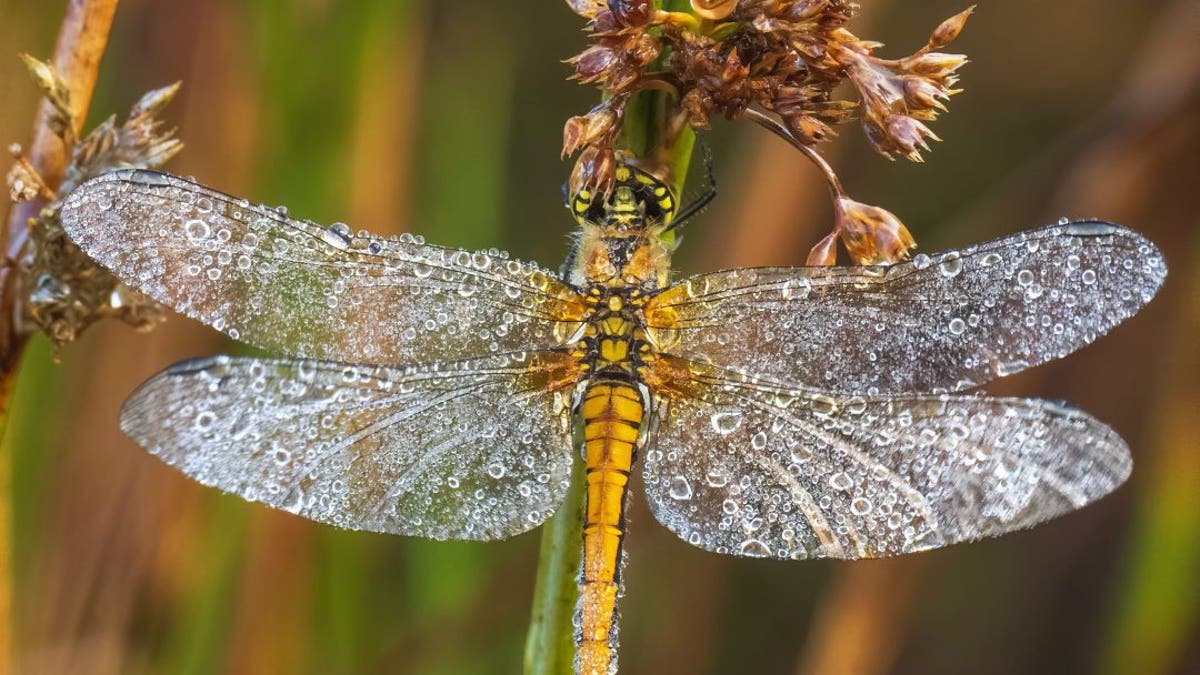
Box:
(567, 166), (677, 290)
(577, 289), (652, 380)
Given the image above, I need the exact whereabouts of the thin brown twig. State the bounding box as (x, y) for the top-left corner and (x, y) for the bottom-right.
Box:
(0, 2), (120, 673)
(1, 0), (120, 375)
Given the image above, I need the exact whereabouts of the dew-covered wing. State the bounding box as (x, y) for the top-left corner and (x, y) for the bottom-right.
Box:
(120, 350), (578, 539)
(60, 170), (587, 364)
(642, 357), (1130, 559)
(644, 222), (1165, 394)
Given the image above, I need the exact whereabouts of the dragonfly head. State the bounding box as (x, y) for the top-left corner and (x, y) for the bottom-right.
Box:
(567, 165), (677, 290)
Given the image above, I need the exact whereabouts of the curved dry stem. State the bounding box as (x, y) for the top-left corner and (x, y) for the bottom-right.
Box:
(0, 2), (121, 672)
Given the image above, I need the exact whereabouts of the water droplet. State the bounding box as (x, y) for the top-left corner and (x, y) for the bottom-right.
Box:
(710, 411), (742, 434)
(1017, 269), (1035, 286)
(790, 445), (813, 464)
(487, 463), (506, 479)
(194, 411), (216, 431)
(738, 539), (772, 557)
(1081, 269), (1097, 285)
(184, 219), (210, 242)
(780, 277), (812, 300)
(668, 475), (693, 500)
(830, 472), (853, 491)
(1064, 221), (1118, 236)
(705, 468), (729, 488)
(948, 317), (966, 335)
(809, 394), (838, 416)
(750, 431), (767, 450)
(850, 497), (872, 516)
(322, 222), (352, 249)
(938, 251), (962, 278)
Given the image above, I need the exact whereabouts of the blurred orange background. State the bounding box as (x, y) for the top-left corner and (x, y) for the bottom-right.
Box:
(0, 1), (1196, 674)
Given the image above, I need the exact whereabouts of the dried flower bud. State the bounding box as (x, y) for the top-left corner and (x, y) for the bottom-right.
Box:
(609, 0), (653, 27)
(888, 114), (939, 159)
(563, 106), (619, 157)
(128, 81), (182, 120)
(6, 145), (51, 203)
(928, 6), (975, 50)
(806, 231), (839, 266)
(835, 197), (916, 264)
(19, 53), (63, 102)
(20, 53), (75, 143)
(691, 0), (739, 21)
(902, 76), (949, 111)
(903, 52), (968, 79)
(571, 45), (620, 84)
(570, 145), (619, 194)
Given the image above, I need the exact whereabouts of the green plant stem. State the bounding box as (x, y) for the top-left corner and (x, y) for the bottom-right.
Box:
(524, 457), (585, 675)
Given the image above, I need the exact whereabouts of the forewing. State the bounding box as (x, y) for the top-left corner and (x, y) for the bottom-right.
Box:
(121, 350), (579, 539)
(645, 222), (1165, 394)
(643, 358), (1130, 559)
(61, 170), (586, 363)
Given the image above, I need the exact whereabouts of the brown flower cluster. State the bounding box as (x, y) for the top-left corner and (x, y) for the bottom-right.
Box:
(562, 1), (973, 265)
(7, 55), (181, 348)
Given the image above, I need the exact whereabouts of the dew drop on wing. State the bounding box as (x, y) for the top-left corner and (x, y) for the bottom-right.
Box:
(121, 169), (173, 187)
(1063, 220), (1120, 236)
(322, 222), (353, 250)
(938, 251), (963, 277)
(668, 476), (693, 500)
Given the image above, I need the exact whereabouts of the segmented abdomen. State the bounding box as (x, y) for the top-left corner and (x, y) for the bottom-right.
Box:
(576, 380), (643, 675)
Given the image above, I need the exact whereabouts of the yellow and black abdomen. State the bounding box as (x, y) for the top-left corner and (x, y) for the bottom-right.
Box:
(576, 379), (643, 675)
(571, 290), (651, 675)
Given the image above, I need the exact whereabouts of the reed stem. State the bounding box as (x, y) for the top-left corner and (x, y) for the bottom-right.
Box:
(0, 2), (121, 671)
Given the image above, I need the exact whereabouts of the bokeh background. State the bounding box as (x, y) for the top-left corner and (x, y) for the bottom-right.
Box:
(1, 1), (1197, 673)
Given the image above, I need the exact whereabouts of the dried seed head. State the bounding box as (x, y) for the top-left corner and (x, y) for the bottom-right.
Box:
(16, 61), (180, 348)
(835, 197), (916, 265)
(561, 1), (971, 253)
(562, 1), (970, 165)
(806, 231), (839, 266)
(928, 6), (975, 50)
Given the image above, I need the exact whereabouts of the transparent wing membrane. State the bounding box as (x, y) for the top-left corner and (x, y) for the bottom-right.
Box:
(645, 222), (1166, 395)
(60, 170), (586, 364)
(643, 358), (1130, 560)
(120, 351), (578, 539)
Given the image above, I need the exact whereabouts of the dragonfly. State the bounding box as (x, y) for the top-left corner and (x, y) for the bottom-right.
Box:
(60, 165), (1165, 675)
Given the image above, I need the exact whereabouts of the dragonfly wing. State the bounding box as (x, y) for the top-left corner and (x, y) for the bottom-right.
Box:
(645, 222), (1165, 394)
(121, 350), (579, 539)
(642, 357), (1130, 560)
(60, 170), (587, 363)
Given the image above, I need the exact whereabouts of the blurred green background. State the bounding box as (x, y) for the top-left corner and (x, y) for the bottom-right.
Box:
(1, 1), (1197, 673)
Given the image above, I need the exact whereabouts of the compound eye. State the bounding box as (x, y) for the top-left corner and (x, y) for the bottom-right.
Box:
(572, 188), (604, 224)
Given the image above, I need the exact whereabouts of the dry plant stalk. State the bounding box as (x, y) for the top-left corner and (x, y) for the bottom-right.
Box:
(562, 0), (972, 265)
(0, 4), (122, 673)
